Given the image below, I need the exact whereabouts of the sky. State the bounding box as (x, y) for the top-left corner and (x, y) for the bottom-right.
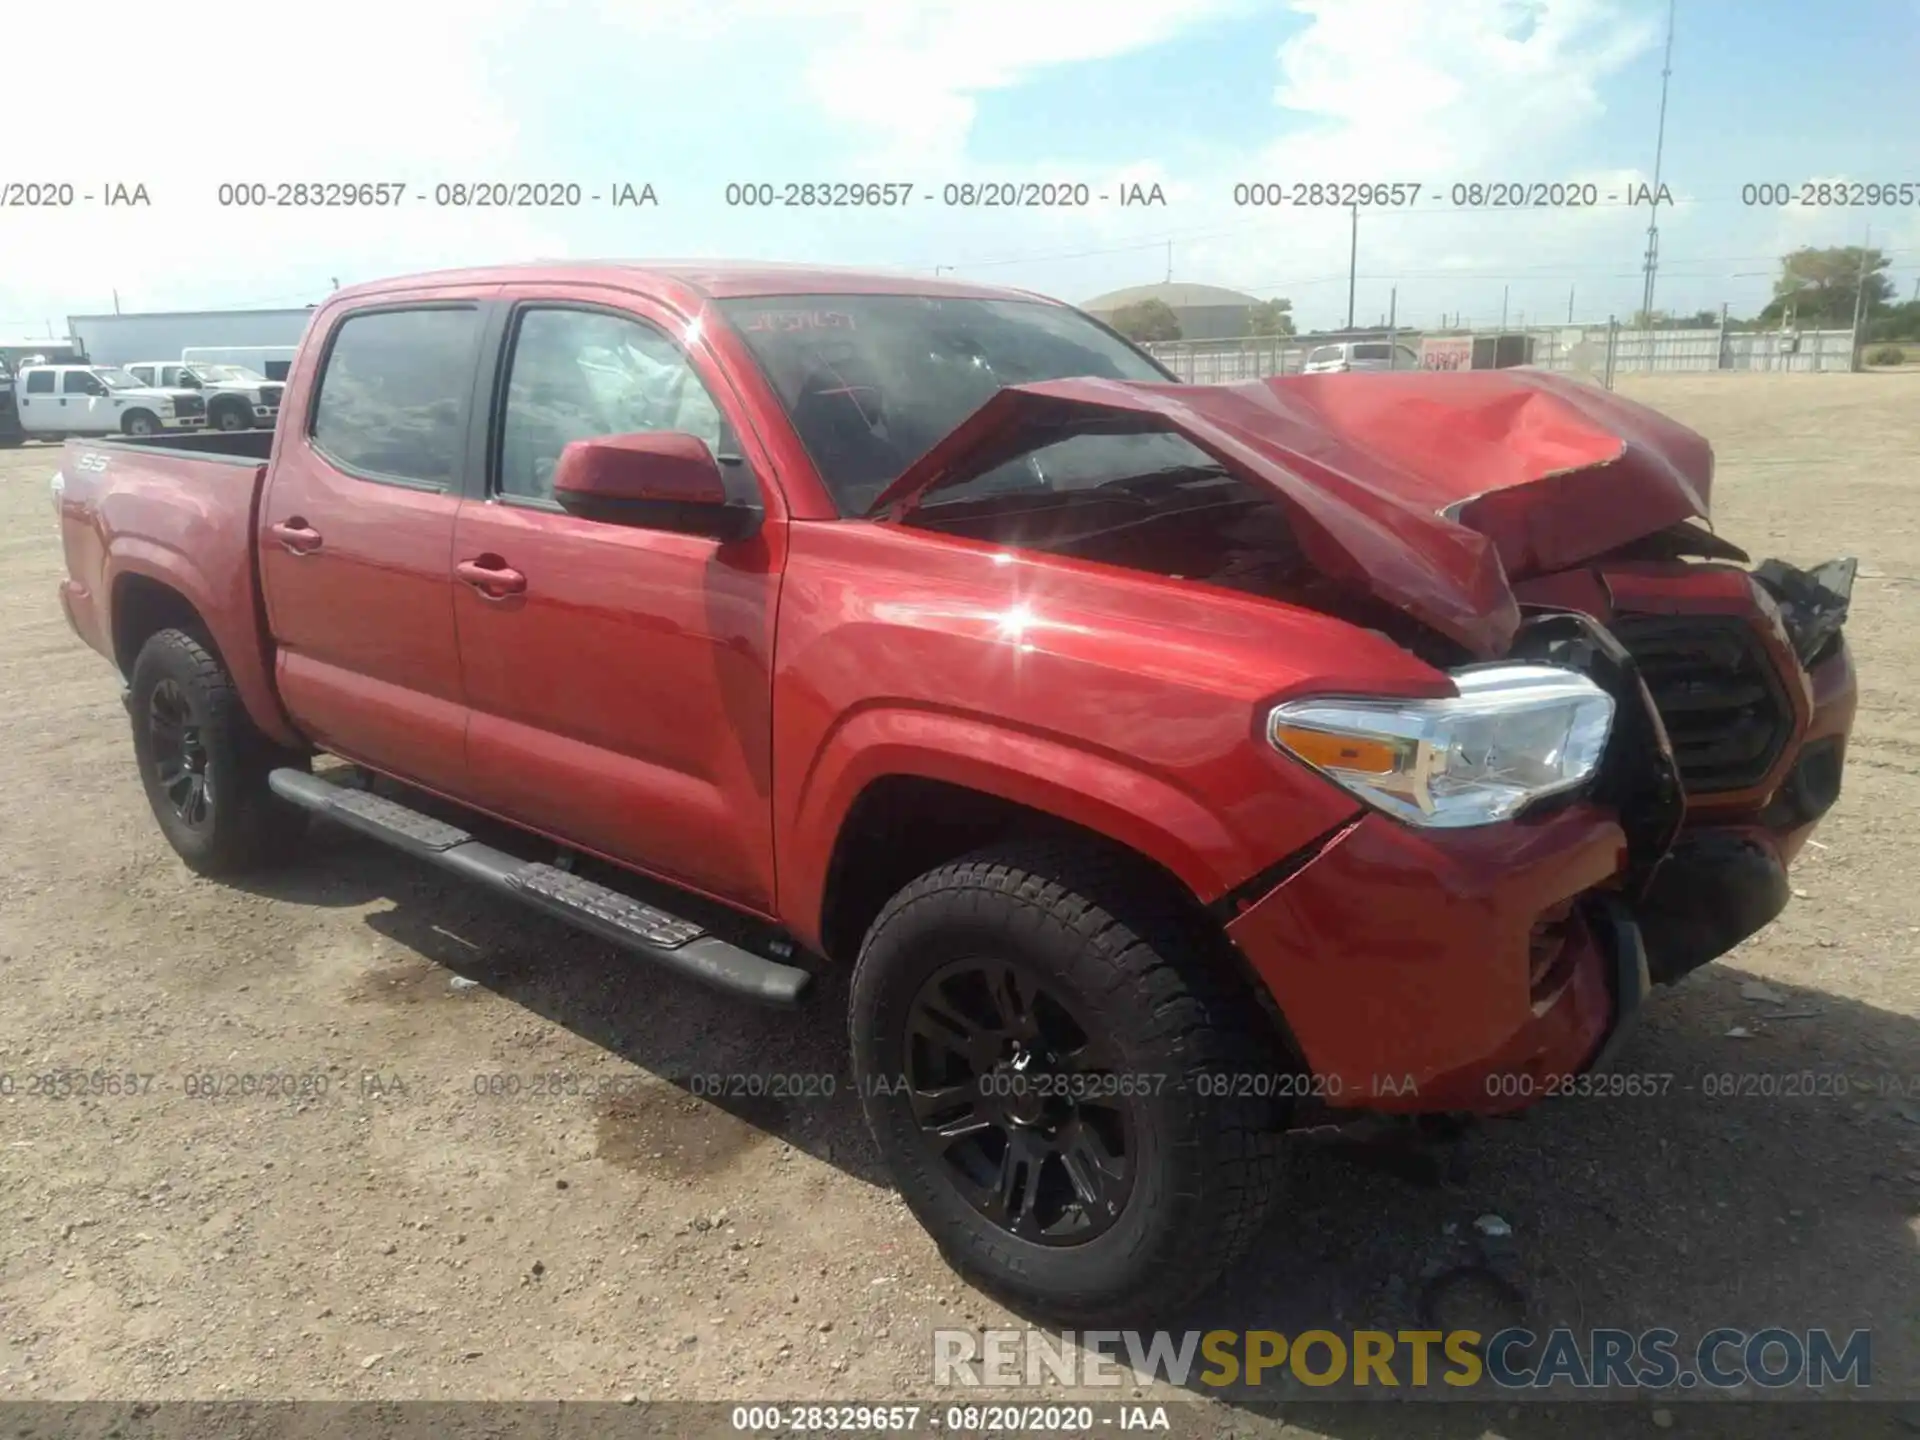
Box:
(3, 0), (1917, 337)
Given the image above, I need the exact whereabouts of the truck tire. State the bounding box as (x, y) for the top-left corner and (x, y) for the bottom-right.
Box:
(122, 410), (159, 437)
(128, 628), (308, 876)
(211, 399), (250, 432)
(850, 839), (1287, 1323)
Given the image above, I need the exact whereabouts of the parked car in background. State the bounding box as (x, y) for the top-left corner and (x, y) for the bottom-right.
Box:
(125, 360), (283, 431)
(183, 345), (299, 383)
(0, 362), (24, 447)
(48, 261), (1857, 1324)
(14, 364), (205, 438)
(1302, 340), (1422, 373)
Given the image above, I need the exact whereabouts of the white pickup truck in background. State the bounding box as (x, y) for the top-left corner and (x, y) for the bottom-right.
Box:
(124, 360), (283, 431)
(11, 364), (206, 439)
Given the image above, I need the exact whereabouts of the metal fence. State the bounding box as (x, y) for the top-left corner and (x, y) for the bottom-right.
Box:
(1142, 324), (1860, 386)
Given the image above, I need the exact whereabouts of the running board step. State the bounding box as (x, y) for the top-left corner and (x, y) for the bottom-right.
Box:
(267, 768), (811, 1007)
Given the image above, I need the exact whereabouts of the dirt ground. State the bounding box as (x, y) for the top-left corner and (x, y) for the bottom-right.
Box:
(1, 373), (1916, 1438)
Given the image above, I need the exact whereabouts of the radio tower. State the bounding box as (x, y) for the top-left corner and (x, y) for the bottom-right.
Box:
(1639, 0), (1677, 324)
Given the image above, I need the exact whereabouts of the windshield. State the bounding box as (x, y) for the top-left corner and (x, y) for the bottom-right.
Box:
(194, 364), (265, 382)
(714, 294), (1170, 514)
(95, 369), (144, 390)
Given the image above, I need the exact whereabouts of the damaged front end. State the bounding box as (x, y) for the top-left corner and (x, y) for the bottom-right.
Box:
(1603, 553), (1858, 988)
(873, 370), (1860, 1078)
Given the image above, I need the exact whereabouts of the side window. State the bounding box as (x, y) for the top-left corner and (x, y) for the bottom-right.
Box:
(496, 307), (731, 502)
(310, 307), (480, 486)
(161, 366), (185, 386)
(24, 371), (54, 394)
(1352, 343), (1391, 361)
(128, 365), (153, 385)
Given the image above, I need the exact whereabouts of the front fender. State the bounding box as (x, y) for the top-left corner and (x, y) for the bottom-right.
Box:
(778, 703), (1354, 951)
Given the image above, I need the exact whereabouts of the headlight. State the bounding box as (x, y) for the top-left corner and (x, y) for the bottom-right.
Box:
(1268, 664), (1615, 828)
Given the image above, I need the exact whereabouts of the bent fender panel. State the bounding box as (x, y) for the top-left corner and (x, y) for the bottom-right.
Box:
(780, 706), (1355, 952)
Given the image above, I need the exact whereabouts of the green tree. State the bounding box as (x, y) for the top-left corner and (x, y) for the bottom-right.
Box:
(1246, 298), (1296, 337)
(1759, 246), (1894, 326)
(1111, 298), (1182, 343)
(1865, 298), (1920, 343)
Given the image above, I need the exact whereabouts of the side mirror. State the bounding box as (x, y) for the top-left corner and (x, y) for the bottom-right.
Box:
(551, 431), (762, 540)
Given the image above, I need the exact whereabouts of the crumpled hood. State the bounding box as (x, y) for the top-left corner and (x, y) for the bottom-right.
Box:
(867, 370), (1715, 658)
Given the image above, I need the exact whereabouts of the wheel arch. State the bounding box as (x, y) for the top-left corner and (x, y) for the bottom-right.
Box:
(106, 552), (303, 748)
(810, 772), (1306, 1076)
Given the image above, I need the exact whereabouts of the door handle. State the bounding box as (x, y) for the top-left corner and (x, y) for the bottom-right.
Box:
(269, 519), (322, 554)
(456, 557), (527, 599)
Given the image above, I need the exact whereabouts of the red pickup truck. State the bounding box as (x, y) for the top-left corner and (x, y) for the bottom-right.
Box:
(52, 262), (1857, 1322)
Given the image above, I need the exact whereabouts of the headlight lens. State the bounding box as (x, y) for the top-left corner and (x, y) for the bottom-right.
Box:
(1268, 664), (1616, 828)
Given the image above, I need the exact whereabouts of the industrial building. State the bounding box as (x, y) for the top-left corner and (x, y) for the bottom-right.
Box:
(66, 308), (318, 376)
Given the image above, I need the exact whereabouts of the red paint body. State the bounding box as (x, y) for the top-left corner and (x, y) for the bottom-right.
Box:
(52, 261), (1857, 1116)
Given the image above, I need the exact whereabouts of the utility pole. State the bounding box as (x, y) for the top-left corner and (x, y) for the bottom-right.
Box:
(1850, 226), (1872, 372)
(1346, 204), (1358, 330)
(1500, 286), (1509, 330)
(112, 289), (122, 315)
(1639, 0), (1677, 323)
(1568, 285), (1576, 323)
(1165, 240), (1173, 284)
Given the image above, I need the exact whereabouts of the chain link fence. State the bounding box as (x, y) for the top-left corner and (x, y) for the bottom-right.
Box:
(1142, 324), (1860, 387)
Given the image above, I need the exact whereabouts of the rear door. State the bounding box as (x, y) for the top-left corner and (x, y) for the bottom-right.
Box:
(258, 289), (494, 794)
(448, 288), (787, 911)
(17, 369), (56, 431)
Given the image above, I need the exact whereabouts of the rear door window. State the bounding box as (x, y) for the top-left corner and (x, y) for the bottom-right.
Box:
(1352, 343), (1391, 361)
(24, 371), (54, 394)
(309, 307), (481, 487)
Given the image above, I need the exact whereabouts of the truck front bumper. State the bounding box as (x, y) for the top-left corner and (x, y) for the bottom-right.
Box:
(1226, 804), (1640, 1113)
(1223, 619), (1857, 1118)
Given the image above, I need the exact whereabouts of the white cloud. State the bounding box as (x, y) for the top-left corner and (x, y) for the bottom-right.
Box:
(0, 0), (558, 322)
(1, 0), (1901, 332)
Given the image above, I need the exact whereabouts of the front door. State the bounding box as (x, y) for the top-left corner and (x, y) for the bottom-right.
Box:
(257, 293), (492, 795)
(62, 369), (110, 433)
(450, 294), (786, 912)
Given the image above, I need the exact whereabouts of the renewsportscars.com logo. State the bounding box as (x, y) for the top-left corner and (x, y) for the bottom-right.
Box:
(933, 1327), (1872, 1392)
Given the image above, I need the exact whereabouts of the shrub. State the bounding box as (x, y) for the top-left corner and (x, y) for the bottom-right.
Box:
(1868, 344), (1906, 365)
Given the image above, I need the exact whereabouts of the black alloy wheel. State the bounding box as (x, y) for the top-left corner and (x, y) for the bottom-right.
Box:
(128, 627), (309, 875)
(851, 840), (1290, 1322)
(905, 956), (1137, 1245)
(146, 677), (214, 830)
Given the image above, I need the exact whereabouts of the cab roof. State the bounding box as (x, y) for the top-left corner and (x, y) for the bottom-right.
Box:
(327, 260), (1058, 309)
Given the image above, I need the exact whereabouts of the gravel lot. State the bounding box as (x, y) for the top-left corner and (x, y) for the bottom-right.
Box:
(1, 373), (1916, 1437)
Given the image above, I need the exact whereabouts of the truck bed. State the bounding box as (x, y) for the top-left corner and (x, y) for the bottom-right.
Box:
(54, 433), (294, 744)
(75, 428), (275, 464)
